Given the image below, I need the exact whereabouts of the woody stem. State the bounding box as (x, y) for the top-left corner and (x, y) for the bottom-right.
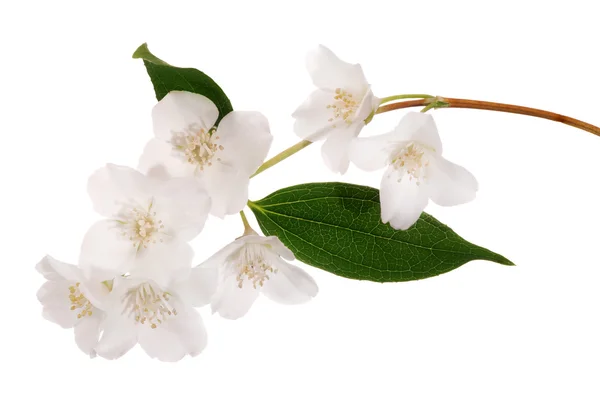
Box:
(377, 97), (600, 136)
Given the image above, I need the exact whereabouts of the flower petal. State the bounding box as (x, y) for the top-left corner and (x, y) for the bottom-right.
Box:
(428, 156), (478, 206)
(211, 274), (260, 320)
(262, 257), (318, 304)
(243, 235), (295, 261)
(138, 304), (207, 362)
(36, 255), (81, 282)
(321, 126), (361, 174)
(87, 164), (154, 217)
(355, 89), (380, 124)
(133, 241), (194, 286)
(174, 266), (218, 307)
(202, 163), (249, 217)
(394, 112), (443, 153)
(138, 138), (196, 178)
(350, 132), (397, 172)
(292, 89), (341, 141)
(200, 241), (245, 268)
(306, 45), (368, 91)
(74, 313), (104, 358)
(77, 274), (112, 309)
(152, 91), (219, 142)
(95, 316), (138, 360)
(79, 220), (136, 273)
(37, 279), (78, 328)
(215, 111), (273, 175)
(155, 178), (210, 241)
(380, 167), (429, 230)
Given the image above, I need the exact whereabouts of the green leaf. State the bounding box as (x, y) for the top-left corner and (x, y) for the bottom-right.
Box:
(133, 43), (233, 125)
(248, 182), (513, 282)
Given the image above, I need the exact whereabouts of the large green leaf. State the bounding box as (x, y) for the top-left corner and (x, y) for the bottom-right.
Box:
(248, 182), (513, 282)
(133, 43), (233, 125)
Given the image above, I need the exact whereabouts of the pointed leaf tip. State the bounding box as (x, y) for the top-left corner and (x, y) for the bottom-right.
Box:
(132, 43), (149, 59)
(132, 43), (168, 65)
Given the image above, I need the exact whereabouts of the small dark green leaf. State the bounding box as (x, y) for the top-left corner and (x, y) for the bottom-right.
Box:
(248, 182), (513, 282)
(133, 43), (233, 125)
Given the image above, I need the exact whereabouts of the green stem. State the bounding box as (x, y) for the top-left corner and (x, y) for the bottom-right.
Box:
(421, 102), (436, 113)
(379, 94), (434, 105)
(251, 140), (313, 178)
(240, 210), (251, 230)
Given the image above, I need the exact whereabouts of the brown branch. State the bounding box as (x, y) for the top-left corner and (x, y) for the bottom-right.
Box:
(376, 98), (600, 137)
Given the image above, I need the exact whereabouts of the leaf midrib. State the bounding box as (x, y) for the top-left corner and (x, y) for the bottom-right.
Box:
(251, 202), (483, 258)
(253, 208), (434, 278)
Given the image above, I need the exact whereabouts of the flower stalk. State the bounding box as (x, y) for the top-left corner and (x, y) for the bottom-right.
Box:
(379, 94), (435, 105)
(239, 210), (254, 236)
(251, 140), (313, 178)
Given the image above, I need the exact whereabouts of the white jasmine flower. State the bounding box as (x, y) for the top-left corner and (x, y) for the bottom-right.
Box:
(350, 112), (478, 230)
(80, 164), (210, 278)
(292, 45), (380, 174)
(35, 255), (111, 357)
(139, 91), (273, 218)
(94, 267), (216, 362)
(201, 232), (318, 320)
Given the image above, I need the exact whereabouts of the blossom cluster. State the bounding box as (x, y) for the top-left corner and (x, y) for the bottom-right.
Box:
(37, 45), (476, 361)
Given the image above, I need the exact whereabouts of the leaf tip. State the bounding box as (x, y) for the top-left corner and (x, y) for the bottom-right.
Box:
(132, 43), (150, 59)
(495, 255), (515, 267)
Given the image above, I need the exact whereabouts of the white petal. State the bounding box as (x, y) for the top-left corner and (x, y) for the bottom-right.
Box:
(37, 280), (77, 328)
(355, 89), (380, 123)
(215, 111), (273, 175)
(87, 164), (154, 217)
(394, 112), (443, 153)
(79, 220), (136, 273)
(292, 89), (341, 141)
(155, 178), (210, 241)
(138, 138), (196, 178)
(77, 274), (112, 309)
(262, 257), (318, 304)
(138, 304), (207, 362)
(202, 163), (249, 217)
(260, 237), (295, 261)
(306, 45), (368, 91)
(74, 313), (103, 357)
(174, 266), (218, 307)
(152, 91), (219, 142)
(321, 126), (360, 174)
(350, 132), (397, 172)
(95, 316), (137, 360)
(380, 168), (429, 230)
(243, 235), (295, 261)
(428, 156), (478, 206)
(133, 241), (194, 286)
(211, 274), (260, 320)
(36, 255), (81, 282)
(200, 241), (245, 268)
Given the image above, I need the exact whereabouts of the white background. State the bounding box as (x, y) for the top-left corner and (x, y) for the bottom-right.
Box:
(1, 0), (599, 411)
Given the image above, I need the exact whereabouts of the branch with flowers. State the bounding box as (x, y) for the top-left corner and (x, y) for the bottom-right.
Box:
(35, 43), (600, 361)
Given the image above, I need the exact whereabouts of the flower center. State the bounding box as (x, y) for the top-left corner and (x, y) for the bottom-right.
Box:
(391, 142), (431, 184)
(235, 245), (277, 289)
(68, 282), (93, 319)
(123, 283), (177, 329)
(171, 123), (224, 171)
(327, 88), (359, 126)
(118, 199), (166, 250)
